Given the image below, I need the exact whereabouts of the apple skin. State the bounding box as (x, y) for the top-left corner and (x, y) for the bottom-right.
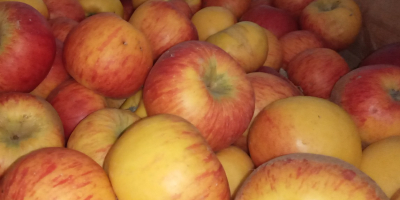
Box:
(30, 39), (71, 99)
(129, 0), (198, 60)
(235, 153), (389, 200)
(249, 0), (273, 9)
(170, 0), (193, 18)
(299, 0), (362, 51)
(248, 96), (363, 167)
(78, 0), (124, 17)
(48, 17), (79, 42)
(240, 5), (299, 38)
(358, 42), (400, 68)
(142, 40), (255, 152)
(263, 28), (284, 70)
(67, 108), (141, 167)
(121, 0), (135, 21)
(103, 114), (231, 200)
(0, 92), (65, 177)
(202, 0), (252, 19)
(279, 30), (325, 69)
(47, 79), (109, 141)
(0, 147), (117, 199)
(0, 1), (56, 93)
(330, 64), (400, 148)
(42, 0), (86, 22)
(184, 0), (201, 14)
(0, 0), (49, 19)
(273, 0), (315, 20)
(233, 71), (302, 152)
(359, 136), (400, 199)
(64, 12), (153, 99)
(286, 47), (350, 99)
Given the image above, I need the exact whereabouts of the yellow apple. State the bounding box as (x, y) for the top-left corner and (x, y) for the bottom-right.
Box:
(359, 136), (400, 199)
(0, 0), (49, 18)
(78, 0), (123, 17)
(263, 28), (283, 70)
(216, 146), (255, 198)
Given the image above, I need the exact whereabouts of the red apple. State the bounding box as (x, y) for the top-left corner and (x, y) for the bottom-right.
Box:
(330, 64), (400, 147)
(299, 0), (362, 51)
(121, 0), (135, 21)
(279, 30), (325, 69)
(64, 13), (154, 99)
(0, 1), (56, 93)
(358, 42), (400, 68)
(0, 147), (117, 199)
(0, 92), (64, 177)
(240, 5), (299, 38)
(202, 0), (252, 19)
(129, 0), (198, 60)
(47, 79), (108, 141)
(30, 39), (70, 99)
(48, 17), (79, 42)
(143, 41), (255, 152)
(286, 48), (350, 99)
(42, 0), (86, 22)
(273, 0), (315, 20)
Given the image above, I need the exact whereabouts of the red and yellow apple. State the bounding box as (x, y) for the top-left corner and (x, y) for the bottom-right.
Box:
(248, 96), (363, 167)
(0, 1), (56, 93)
(0, 0), (49, 18)
(202, 0), (252, 19)
(299, 0), (362, 51)
(0, 147), (117, 199)
(286, 47), (350, 99)
(48, 17), (79, 42)
(263, 28), (284, 70)
(143, 41), (255, 152)
(42, 0), (85, 21)
(67, 108), (141, 166)
(0, 92), (64, 177)
(330, 64), (400, 147)
(64, 12), (153, 99)
(77, 0), (123, 17)
(170, 0), (193, 18)
(104, 114), (231, 199)
(129, 0), (198, 60)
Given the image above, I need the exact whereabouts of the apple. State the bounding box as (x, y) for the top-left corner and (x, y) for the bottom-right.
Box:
(129, 0), (198, 60)
(248, 96), (363, 167)
(216, 146), (255, 197)
(279, 30), (325, 69)
(330, 64), (400, 147)
(184, 0), (201, 14)
(202, 0), (252, 19)
(206, 21), (269, 73)
(121, 0), (135, 21)
(256, 66), (293, 83)
(48, 17), (79, 42)
(142, 40), (255, 152)
(103, 114), (231, 199)
(299, 0), (362, 51)
(132, 0), (148, 9)
(358, 42), (400, 68)
(235, 153), (389, 200)
(191, 6), (237, 41)
(47, 79), (109, 141)
(64, 12), (153, 99)
(273, 0), (315, 20)
(286, 47), (350, 99)
(359, 136), (400, 199)
(0, 92), (64, 177)
(249, 0), (273, 9)
(67, 108), (140, 166)
(0, 0), (49, 18)
(119, 89), (148, 118)
(233, 71), (302, 152)
(42, 0), (85, 21)
(240, 5), (299, 38)
(0, 147), (117, 199)
(0, 1), (56, 93)
(77, 0), (124, 17)
(170, 0), (193, 18)
(263, 28), (284, 70)
(30, 39), (70, 99)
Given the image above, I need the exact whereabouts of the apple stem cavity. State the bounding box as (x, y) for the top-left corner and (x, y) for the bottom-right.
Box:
(203, 58), (232, 99)
(390, 89), (400, 101)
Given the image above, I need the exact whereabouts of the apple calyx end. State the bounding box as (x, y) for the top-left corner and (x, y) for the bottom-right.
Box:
(390, 89), (400, 102)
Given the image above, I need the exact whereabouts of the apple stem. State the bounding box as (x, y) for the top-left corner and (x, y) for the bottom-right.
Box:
(390, 89), (400, 101)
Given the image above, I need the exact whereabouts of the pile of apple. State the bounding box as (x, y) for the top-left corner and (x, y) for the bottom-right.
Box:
(0, 0), (400, 199)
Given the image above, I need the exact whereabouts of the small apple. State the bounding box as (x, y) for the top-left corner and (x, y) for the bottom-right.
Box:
(330, 64), (400, 147)
(142, 40), (255, 152)
(202, 0), (252, 19)
(0, 147), (117, 199)
(235, 153), (389, 200)
(240, 5), (299, 38)
(248, 96), (363, 167)
(129, 0), (198, 60)
(0, 1), (56, 93)
(64, 12), (153, 99)
(77, 0), (124, 17)
(299, 0), (362, 51)
(358, 42), (400, 68)
(104, 114), (231, 199)
(286, 47), (350, 99)
(42, 0), (85, 21)
(48, 17), (79, 42)
(0, 92), (64, 177)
